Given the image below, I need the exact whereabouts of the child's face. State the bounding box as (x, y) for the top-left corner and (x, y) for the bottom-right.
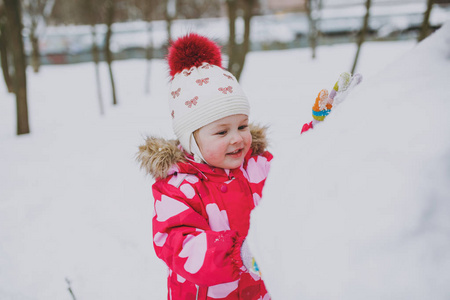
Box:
(194, 114), (252, 169)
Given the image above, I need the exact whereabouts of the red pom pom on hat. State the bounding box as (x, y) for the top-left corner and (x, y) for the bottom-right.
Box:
(167, 33), (223, 77)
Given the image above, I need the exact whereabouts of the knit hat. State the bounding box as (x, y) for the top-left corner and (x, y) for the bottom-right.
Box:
(167, 33), (250, 158)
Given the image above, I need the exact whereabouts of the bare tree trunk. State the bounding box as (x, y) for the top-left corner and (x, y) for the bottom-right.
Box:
(30, 19), (41, 73)
(227, 0), (255, 81)
(4, 0), (30, 135)
(0, 28), (13, 92)
(351, 0), (371, 74)
(227, 0), (237, 74)
(418, 0), (434, 42)
(165, 0), (176, 43)
(91, 25), (104, 115)
(144, 0), (154, 94)
(306, 0), (319, 59)
(145, 23), (153, 94)
(234, 0), (254, 81)
(165, 16), (172, 44)
(83, 0), (104, 115)
(23, 0), (56, 74)
(105, 0), (117, 105)
(0, 6), (14, 93)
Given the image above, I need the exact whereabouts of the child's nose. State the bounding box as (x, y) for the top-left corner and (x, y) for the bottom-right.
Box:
(230, 132), (243, 144)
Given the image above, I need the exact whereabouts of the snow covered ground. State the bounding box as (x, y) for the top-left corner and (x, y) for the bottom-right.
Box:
(0, 23), (448, 299)
(249, 22), (450, 300)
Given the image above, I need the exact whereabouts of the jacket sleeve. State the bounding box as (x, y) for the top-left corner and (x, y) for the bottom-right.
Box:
(243, 151), (273, 206)
(151, 178), (244, 287)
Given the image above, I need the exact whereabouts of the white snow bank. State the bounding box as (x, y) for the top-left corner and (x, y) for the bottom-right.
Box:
(248, 22), (450, 300)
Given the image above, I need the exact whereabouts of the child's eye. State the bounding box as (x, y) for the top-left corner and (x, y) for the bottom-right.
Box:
(238, 125), (248, 130)
(216, 130), (227, 135)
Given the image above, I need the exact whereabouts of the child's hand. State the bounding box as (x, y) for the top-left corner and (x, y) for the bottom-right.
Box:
(241, 239), (262, 276)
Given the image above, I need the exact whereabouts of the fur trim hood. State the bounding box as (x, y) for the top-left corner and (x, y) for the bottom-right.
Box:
(137, 124), (269, 179)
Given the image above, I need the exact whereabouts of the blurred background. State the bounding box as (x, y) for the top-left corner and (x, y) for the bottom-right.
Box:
(1, 0), (450, 135)
(11, 0), (450, 64)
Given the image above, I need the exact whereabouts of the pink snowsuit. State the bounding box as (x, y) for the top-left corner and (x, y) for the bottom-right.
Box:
(138, 126), (272, 300)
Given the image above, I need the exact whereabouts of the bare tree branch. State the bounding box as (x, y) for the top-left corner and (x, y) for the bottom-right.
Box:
(105, 0), (118, 105)
(351, 0), (371, 74)
(418, 0), (434, 42)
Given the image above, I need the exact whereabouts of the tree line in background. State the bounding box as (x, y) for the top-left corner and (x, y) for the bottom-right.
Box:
(305, 0), (437, 74)
(0, 0), (440, 135)
(0, 0), (257, 135)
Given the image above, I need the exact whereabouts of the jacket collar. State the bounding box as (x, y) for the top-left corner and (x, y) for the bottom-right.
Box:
(137, 124), (268, 180)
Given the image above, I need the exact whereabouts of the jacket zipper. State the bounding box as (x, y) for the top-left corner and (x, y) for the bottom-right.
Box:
(196, 286), (208, 300)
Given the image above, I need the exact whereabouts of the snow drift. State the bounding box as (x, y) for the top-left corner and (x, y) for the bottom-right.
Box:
(248, 22), (450, 300)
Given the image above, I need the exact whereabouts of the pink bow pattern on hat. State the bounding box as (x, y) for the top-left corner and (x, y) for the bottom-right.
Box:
(196, 78), (209, 86)
(171, 88), (181, 99)
(223, 73), (233, 80)
(201, 63), (211, 69)
(218, 86), (233, 94)
(185, 96), (198, 108)
(183, 69), (193, 77)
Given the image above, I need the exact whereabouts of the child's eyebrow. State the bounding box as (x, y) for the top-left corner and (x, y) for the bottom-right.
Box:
(213, 118), (249, 128)
(213, 123), (230, 129)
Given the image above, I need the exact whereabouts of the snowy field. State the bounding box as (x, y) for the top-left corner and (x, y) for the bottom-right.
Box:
(249, 22), (450, 300)
(1, 23), (449, 299)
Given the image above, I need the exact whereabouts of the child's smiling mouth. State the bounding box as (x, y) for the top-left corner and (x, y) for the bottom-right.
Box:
(226, 148), (243, 156)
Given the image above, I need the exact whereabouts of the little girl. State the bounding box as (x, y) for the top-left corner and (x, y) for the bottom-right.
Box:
(138, 34), (272, 300)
